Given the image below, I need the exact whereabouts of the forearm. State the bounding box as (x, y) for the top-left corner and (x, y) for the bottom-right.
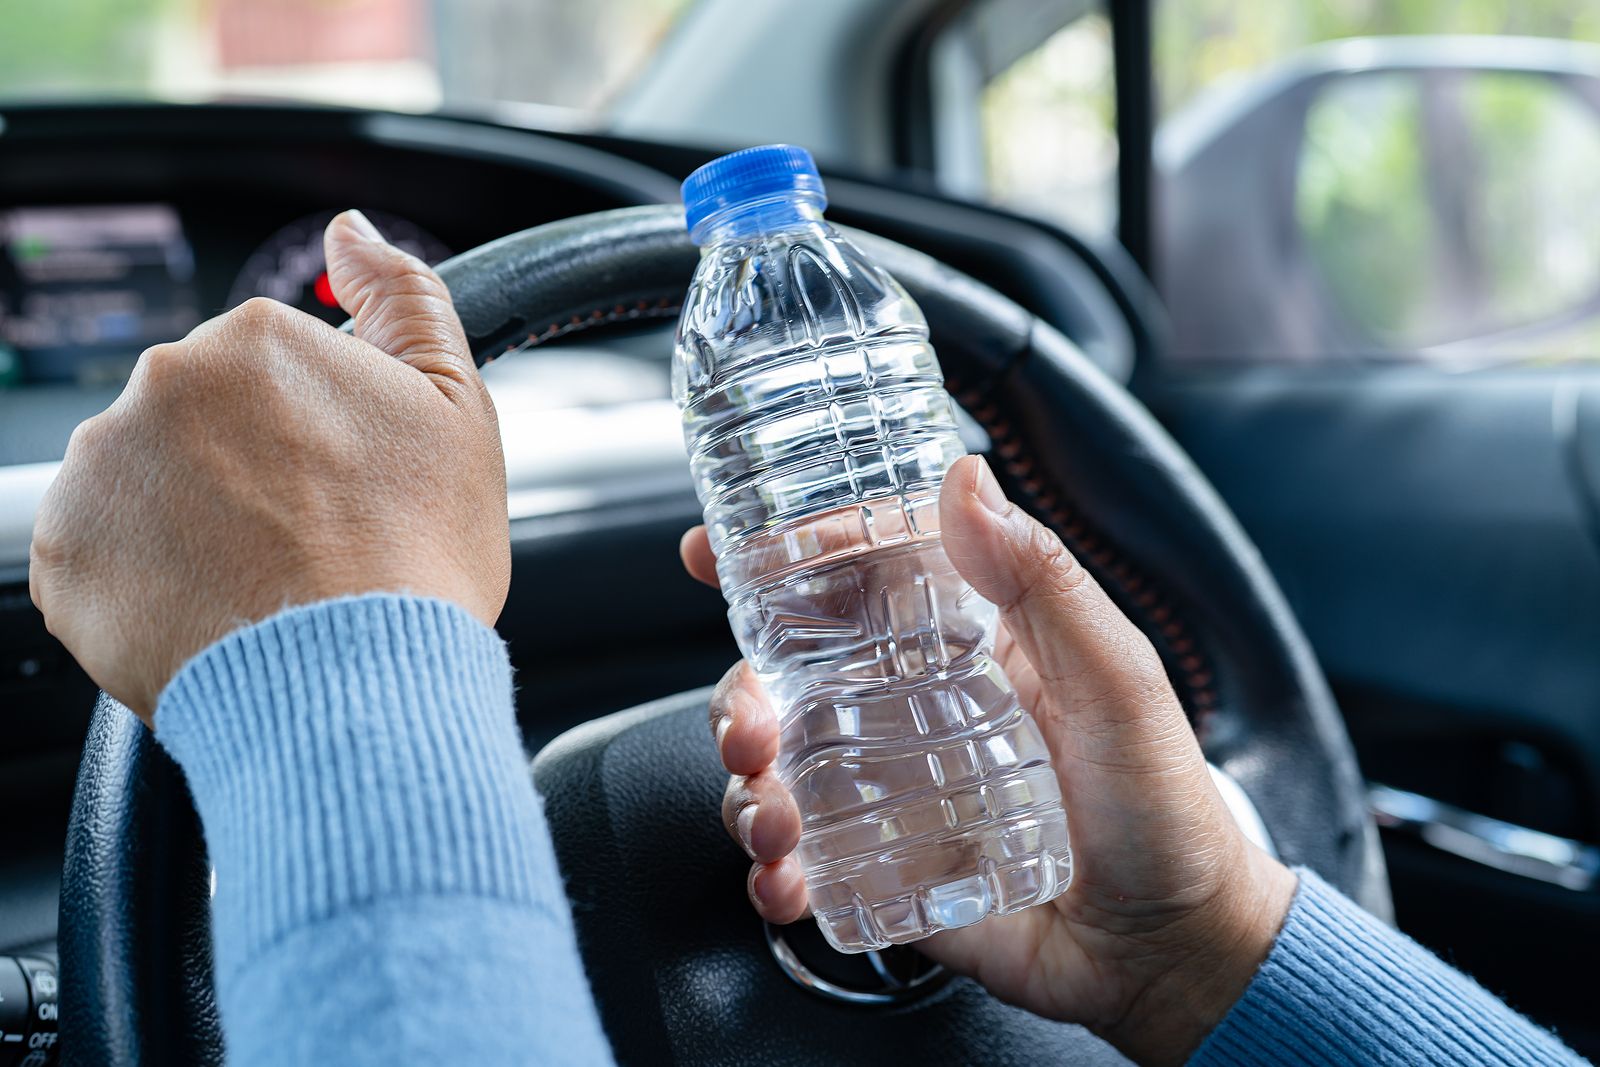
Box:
(1190, 868), (1584, 1067)
(155, 594), (611, 1067)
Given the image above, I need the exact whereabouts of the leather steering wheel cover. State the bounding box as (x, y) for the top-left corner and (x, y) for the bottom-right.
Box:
(60, 694), (222, 1067)
(61, 204), (1387, 1067)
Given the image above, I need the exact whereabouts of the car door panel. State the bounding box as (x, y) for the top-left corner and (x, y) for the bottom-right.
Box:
(1152, 369), (1600, 816)
(1149, 365), (1600, 1041)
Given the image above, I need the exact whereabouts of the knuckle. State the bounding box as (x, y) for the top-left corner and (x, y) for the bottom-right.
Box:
(1111, 629), (1170, 695)
(1083, 626), (1177, 718)
(746, 864), (764, 906)
(721, 779), (750, 831)
(136, 341), (188, 390)
(26, 564), (45, 615)
(234, 295), (291, 328)
(431, 375), (476, 413)
(384, 310), (453, 348)
(709, 661), (746, 716)
(1023, 521), (1089, 604)
(28, 523), (64, 574)
(229, 297), (307, 349)
(746, 770), (785, 809)
(64, 413), (108, 456)
(721, 775), (744, 810)
(339, 247), (450, 312)
(363, 242), (447, 294)
(394, 257), (450, 301)
(28, 498), (75, 605)
(1123, 628), (1167, 681)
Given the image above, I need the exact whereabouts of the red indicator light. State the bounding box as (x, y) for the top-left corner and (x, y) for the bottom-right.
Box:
(313, 270), (338, 308)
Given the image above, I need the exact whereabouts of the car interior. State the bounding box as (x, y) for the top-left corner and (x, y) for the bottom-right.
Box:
(2, 0), (1599, 1063)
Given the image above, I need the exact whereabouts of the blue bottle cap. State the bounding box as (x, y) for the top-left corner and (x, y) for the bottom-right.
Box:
(681, 144), (828, 236)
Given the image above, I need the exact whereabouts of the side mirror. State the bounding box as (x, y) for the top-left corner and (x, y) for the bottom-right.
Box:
(1158, 37), (1600, 366)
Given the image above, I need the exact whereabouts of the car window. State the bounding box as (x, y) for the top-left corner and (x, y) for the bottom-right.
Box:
(1154, 1), (1600, 367)
(928, 0), (1118, 239)
(1155, 2), (1600, 120)
(1297, 72), (1600, 358)
(980, 10), (1118, 238)
(0, 0), (692, 118)
(945, 0), (1600, 367)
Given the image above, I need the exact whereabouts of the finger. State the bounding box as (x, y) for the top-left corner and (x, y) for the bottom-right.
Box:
(722, 770), (801, 864)
(748, 856), (811, 924)
(322, 210), (476, 390)
(939, 455), (1175, 725)
(679, 525), (720, 589)
(708, 661), (779, 775)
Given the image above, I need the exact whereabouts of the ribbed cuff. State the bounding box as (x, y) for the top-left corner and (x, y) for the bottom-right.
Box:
(155, 594), (557, 985)
(1191, 868), (1582, 1066)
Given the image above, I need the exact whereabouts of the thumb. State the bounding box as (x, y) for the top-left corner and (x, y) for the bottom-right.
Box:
(323, 210), (475, 388)
(939, 455), (1176, 730)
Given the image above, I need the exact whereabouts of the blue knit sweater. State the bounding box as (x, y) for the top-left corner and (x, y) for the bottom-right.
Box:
(154, 595), (1585, 1066)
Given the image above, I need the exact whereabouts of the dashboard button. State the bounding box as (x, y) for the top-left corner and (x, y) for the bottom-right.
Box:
(0, 957), (28, 1066)
(17, 960), (56, 1064)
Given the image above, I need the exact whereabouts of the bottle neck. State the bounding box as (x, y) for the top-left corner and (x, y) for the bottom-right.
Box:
(690, 193), (827, 247)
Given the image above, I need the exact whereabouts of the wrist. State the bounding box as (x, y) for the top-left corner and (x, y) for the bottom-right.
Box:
(1097, 845), (1297, 1067)
(155, 593), (543, 982)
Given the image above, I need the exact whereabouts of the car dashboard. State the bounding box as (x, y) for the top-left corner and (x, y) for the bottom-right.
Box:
(1, 200), (451, 386)
(0, 102), (684, 451)
(0, 101), (1131, 961)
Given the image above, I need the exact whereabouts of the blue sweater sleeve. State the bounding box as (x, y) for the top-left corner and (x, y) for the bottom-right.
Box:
(154, 594), (615, 1067)
(1191, 868), (1585, 1066)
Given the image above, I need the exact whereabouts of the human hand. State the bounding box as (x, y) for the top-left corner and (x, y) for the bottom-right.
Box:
(680, 454), (1296, 1066)
(29, 210), (510, 724)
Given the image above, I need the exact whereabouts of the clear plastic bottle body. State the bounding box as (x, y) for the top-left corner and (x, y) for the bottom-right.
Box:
(674, 198), (1072, 952)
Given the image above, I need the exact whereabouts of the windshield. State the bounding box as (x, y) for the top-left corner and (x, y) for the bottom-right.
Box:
(0, 0), (692, 118)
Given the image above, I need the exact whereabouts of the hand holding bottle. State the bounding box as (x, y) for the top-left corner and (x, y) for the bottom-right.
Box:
(681, 455), (1297, 1067)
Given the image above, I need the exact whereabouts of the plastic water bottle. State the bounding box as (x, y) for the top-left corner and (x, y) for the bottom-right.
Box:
(674, 145), (1072, 953)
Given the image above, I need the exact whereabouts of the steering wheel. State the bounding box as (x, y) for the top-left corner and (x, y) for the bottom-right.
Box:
(58, 205), (1388, 1066)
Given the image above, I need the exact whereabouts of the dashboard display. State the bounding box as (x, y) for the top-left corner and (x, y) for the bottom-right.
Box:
(0, 205), (450, 389)
(0, 204), (201, 387)
(227, 210), (450, 326)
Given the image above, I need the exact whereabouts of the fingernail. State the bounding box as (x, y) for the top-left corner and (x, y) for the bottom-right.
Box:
(973, 455), (1009, 516)
(747, 864), (767, 908)
(342, 209), (384, 242)
(736, 803), (760, 856)
(714, 715), (732, 748)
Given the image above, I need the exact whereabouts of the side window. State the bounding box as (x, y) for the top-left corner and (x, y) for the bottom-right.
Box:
(1153, 3), (1600, 367)
(1295, 76), (1433, 348)
(928, 1), (1118, 239)
(1297, 72), (1600, 362)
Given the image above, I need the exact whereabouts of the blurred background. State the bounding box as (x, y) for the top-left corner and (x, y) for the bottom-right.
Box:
(0, 0), (690, 115)
(5, 0), (1600, 368)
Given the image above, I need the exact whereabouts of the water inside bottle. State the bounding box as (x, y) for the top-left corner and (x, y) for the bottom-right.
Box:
(676, 145), (1073, 951)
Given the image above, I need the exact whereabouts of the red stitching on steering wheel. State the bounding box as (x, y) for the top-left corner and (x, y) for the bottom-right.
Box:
(954, 386), (1219, 728)
(489, 297), (680, 361)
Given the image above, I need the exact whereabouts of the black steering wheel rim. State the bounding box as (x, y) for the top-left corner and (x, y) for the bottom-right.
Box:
(59, 205), (1387, 1067)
